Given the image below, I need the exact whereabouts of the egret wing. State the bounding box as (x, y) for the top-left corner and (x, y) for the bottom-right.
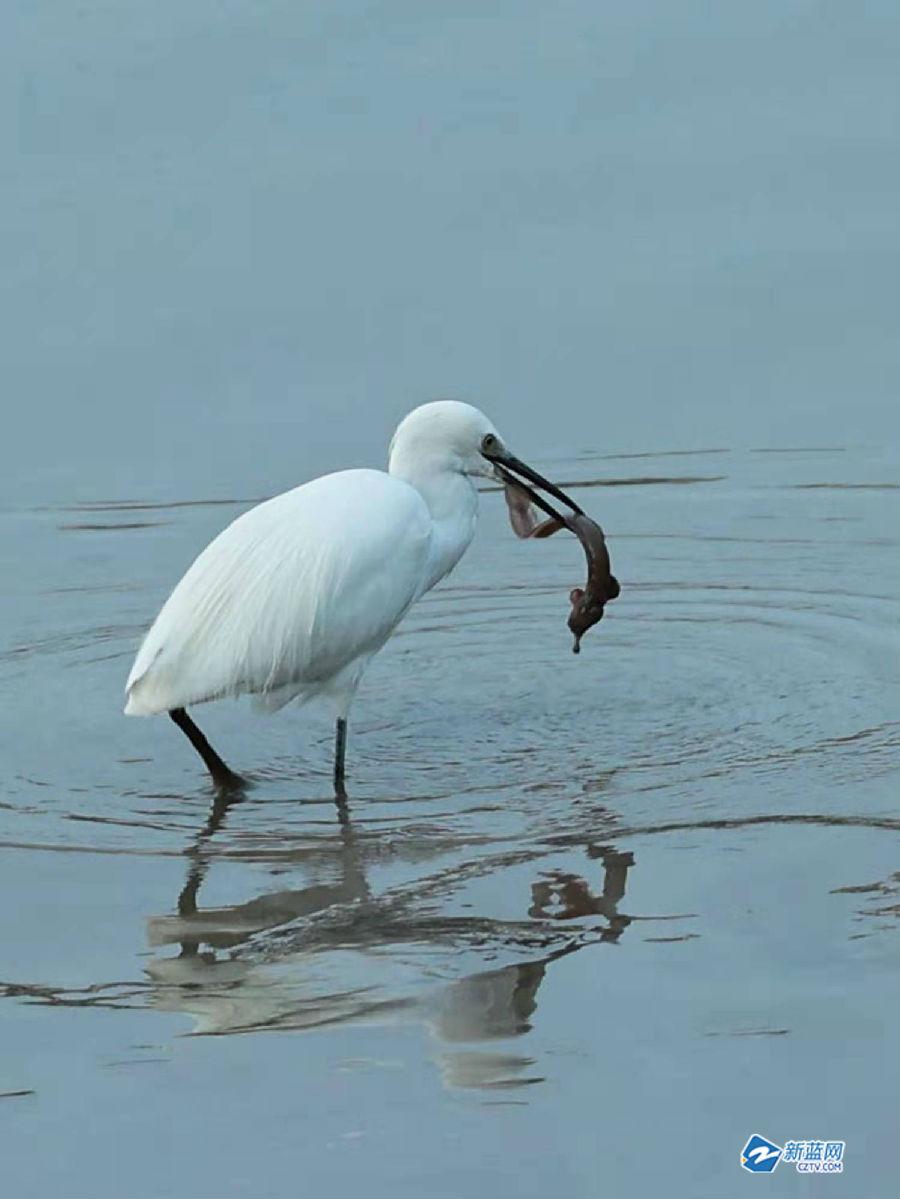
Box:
(125, 470), (432, 715)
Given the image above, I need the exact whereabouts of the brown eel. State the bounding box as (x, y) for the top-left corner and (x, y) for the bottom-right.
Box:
(504, 482), (620, 653)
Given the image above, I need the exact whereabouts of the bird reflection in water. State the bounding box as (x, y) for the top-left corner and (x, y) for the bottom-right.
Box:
(145, 795), (637, 1091)
(432, 847), (634, 1088)
(159, 792), (368, 961)
(529, 847), (635, 942)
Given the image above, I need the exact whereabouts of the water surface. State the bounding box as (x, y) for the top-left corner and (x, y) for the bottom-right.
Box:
(2, 441), (898, 1197)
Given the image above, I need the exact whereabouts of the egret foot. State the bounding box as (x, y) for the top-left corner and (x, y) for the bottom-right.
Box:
(169, 707), (245, 792)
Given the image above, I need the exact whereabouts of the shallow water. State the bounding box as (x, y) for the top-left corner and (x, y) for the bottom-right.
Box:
(2, 441), (898, 1197)
(3, 2), (900, 1196)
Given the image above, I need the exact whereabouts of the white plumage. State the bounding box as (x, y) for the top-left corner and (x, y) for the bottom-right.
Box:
(124, 400), (570, 791)
(125, 469), (433, 716)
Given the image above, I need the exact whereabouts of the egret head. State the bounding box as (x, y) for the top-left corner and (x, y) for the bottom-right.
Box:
(389, 400), (582, 527)
(389, 400), (503, 479)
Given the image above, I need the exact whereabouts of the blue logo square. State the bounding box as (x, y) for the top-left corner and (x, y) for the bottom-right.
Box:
(741, 1134), (783, 1173)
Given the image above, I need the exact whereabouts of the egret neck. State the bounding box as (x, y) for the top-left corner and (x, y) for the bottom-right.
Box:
(388, 448), (478, 595)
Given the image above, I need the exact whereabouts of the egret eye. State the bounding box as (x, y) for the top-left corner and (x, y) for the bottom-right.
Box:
(481, 433), (499, 454)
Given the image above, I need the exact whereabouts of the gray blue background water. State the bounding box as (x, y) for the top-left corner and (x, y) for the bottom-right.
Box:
(2, 3), (898, 1196)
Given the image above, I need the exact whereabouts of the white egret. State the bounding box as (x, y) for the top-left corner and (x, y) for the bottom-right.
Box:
(124, 400), (579, 794)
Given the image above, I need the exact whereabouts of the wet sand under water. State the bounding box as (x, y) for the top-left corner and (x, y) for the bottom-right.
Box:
(1, 444), (898, 1198)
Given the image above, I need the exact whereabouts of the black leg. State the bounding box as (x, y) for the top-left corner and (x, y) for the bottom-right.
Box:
(334, 717), (348, 798)
(169, 707), (244, 791)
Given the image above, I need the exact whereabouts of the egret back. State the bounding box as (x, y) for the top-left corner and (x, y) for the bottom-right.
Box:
(125, 470), (433, 715)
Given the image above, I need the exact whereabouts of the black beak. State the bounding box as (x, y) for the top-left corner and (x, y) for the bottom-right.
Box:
(483, 449), (584, 518)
